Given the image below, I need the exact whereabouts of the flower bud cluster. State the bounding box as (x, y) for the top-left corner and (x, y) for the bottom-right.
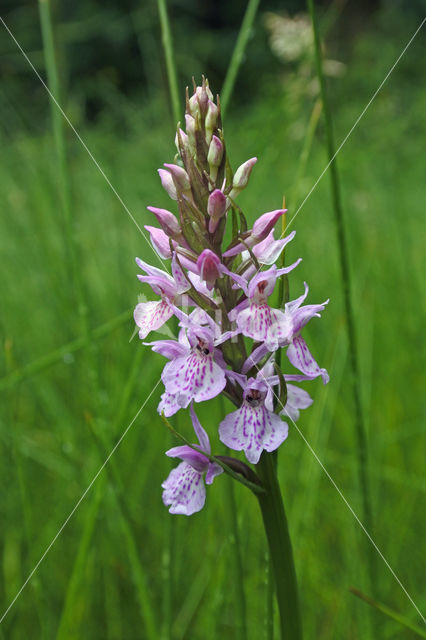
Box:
(133, 78), (329, 515)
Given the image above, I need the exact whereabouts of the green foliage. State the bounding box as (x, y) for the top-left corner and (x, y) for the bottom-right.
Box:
(0, 5), (425, 639)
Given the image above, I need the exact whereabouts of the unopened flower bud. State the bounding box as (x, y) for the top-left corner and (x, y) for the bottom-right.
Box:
(163, 164), (191, 197)
(175, 128), (189, 155)
(145, 225), (174, 258)
(185, 114), (196, 151)
(197, 249), (222, 290)
(207, 189), (227, 233)
(196, 84), (209, 117)
(252, 209), (286, 242)
(188, 93), (200, 118)
(222, 209), (286, 258)
(205, 100), (219, 145)
(229, 157), (257, 199)
(207, 135), (224, 183)
(147, 206), (181, 238)
(158, 169), (177, 200)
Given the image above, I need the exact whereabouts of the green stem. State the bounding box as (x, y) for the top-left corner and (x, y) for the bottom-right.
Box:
(220, 0), (261, 117)
(307, 0), (375, 591)
(256, 453), (302, 639)
(265, 554), (274, 640)
(157, 0), (180, 125)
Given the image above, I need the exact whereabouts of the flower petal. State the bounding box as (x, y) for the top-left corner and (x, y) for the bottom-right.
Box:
(172, 253), (191, 294)
(166, 444), (208, 473)
(134, 300), (174, 339)
(190, 404), (211, 453)
(205, 462), (223, 485)
(286, 336), (329, 384)
(162, 462), (206, 515)
(291, 300), (329, 334)
(219, 404), (289, 464)
(237, 304), (292, 351)
(253, 229), (296, 264)
(162, 352), (226, 405)
(158, 390), (181, 416)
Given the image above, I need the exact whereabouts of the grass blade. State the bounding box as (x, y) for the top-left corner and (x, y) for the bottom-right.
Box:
(350, 587), (426, 638)
(220, 0), (261, 117)
(307, 0), (376, 597)
(157, 0), (180, 125)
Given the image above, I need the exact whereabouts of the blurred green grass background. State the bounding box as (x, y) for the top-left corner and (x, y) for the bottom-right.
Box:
(0, 1), (425, 638)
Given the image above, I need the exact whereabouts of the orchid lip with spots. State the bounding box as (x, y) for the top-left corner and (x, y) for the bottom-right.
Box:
(132, 78), (329, 514)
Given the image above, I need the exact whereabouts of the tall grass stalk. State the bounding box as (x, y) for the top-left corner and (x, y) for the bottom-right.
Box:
(56, 348), (158, 639)
(307, 0), (376, 594)
(38, 0), (89, 353)
(220, 0), (261, 116)
(4, 344), (47, 638)
(350, 588), (426, 639)
(157, 0), (181, 125)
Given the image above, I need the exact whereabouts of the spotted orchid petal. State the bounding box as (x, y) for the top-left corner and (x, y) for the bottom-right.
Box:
(134, 300), (174, 339)
(253, 230), (296, 265)
(236, 304), (292, 352)
(280, 384), (313, 422)
(172, 253), (191, 294)
(162, 349), (227, 406)
(158, 390), (182, 417)
(162, 462), (207, 515)
(286, 335), (329, 384)
(219, 392), (289, 464)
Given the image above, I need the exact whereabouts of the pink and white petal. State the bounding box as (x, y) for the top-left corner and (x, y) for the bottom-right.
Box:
(219, 405), (288, 464)
(158, 390), (181, 417)
(253, 229), (296, 264)
(261, 410), (289, 459)
(162, 462), (206, 515)
(134, 300), (174, 339)
(165, 445), (208, 473)
(285, 282), (309, 313)
(228, 298), (250, 322)
(237, 304), (273, 344)
(205, 462), (223, 485)
(187, 272), (214, 298)
(190, 404), (211, 453)
(172, 253), (191, 294)
(135, 257), (170, 280)
(222, 241), (246, 258)
(162, 353), (226, 404)
(291, 300), (329, 334)
(242, 343), (269, 374)
(214, 328), (240, 346)
(193, 359), (227, 403)
(146, 338), (189, 361)
(286, 336), (329, 384)
(237, 304), (291, 351)
(275, 257), (302, 277)
(221, 266), (249, 295)
(219, 407), (250, 454)
(286, 384), (313, 410)
(145, 225), (174, 259)
(281, 404), (300, 422)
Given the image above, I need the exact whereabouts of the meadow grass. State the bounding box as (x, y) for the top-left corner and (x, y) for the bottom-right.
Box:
(0, 9), (425, 639)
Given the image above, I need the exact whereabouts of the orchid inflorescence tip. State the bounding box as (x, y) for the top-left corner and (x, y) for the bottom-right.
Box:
(133, 79), (329, 516)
